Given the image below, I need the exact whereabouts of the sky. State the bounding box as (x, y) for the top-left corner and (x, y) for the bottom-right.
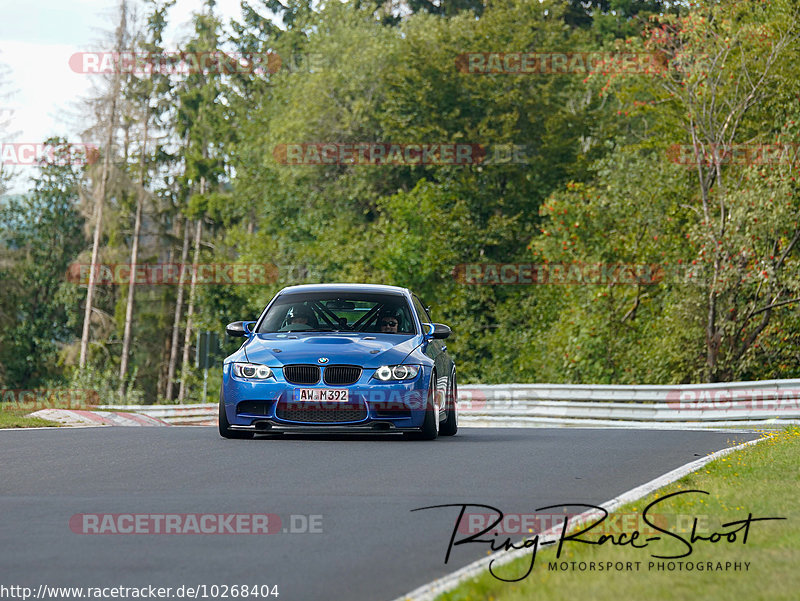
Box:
(0, 0), (248, 195)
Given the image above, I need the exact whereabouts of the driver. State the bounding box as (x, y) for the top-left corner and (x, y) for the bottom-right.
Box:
(286, 305), (317, 328)
(378, 310), (400, 334)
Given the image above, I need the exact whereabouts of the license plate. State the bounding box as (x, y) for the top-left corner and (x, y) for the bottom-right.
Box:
(293, 388), (349, 402)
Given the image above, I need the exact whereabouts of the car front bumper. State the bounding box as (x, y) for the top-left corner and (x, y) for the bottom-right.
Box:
(221, 364), (433, 431)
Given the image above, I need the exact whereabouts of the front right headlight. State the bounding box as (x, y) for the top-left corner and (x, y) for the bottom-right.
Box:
(232, 363), (274, 380)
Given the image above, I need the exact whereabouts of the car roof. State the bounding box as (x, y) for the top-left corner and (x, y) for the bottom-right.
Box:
(276, 283), (412, 297)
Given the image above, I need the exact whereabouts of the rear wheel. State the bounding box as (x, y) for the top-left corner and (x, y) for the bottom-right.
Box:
(218, 390), (254, 439)
(439, 370), (458, 437)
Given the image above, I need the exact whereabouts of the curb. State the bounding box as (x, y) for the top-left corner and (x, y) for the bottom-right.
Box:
(27, 409), (171, 427)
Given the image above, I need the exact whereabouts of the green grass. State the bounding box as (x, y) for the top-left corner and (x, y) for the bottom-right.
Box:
(436, 427), (800, 601)
(0, 407), (61, 428)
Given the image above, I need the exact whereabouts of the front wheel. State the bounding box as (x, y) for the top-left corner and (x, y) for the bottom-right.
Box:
(218, 391), (254, 439)
(405, 382), (438, 441)
(439, 370), (458, 437)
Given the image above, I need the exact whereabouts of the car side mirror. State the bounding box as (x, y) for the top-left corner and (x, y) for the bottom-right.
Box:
(423, 322), (451, 340)
(226, 321), (254, 337)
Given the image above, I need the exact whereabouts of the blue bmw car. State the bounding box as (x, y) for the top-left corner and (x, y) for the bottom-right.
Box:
(219, 283), (457, 440)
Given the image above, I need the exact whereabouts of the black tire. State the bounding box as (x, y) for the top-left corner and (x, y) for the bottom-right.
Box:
(439, 370), (458, 437)
(218, 391), (254, 439)
(405, 379), (438, 440)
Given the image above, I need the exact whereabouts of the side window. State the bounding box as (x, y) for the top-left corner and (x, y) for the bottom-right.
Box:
(412, 295), (432, 324)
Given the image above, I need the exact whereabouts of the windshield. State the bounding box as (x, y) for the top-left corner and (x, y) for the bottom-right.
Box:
(257, 292), (416, 334)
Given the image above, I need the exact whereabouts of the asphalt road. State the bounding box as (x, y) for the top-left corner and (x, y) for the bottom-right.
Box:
(0, 427), (757, 600)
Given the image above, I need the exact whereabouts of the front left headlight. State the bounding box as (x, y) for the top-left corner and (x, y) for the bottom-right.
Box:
(232, 362), (274, 380)
(373, 365), (420, 381)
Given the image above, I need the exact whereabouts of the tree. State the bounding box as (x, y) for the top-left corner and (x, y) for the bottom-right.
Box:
(535, 0), (800, 383)
(79, 0), (129, 368)
(0, 140), (85, 387)
(170, 0), (233, 401)
(638, 0), (800, 380)
(0, 58), (18, 195)
(118, 0), (175, 392)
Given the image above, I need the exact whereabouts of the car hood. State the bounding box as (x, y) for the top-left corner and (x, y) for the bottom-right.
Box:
(241, 333), (423, 369)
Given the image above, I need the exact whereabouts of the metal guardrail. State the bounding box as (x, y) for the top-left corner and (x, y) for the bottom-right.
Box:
(456, 379), (800, 428)
(101, 378), (800, 428)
